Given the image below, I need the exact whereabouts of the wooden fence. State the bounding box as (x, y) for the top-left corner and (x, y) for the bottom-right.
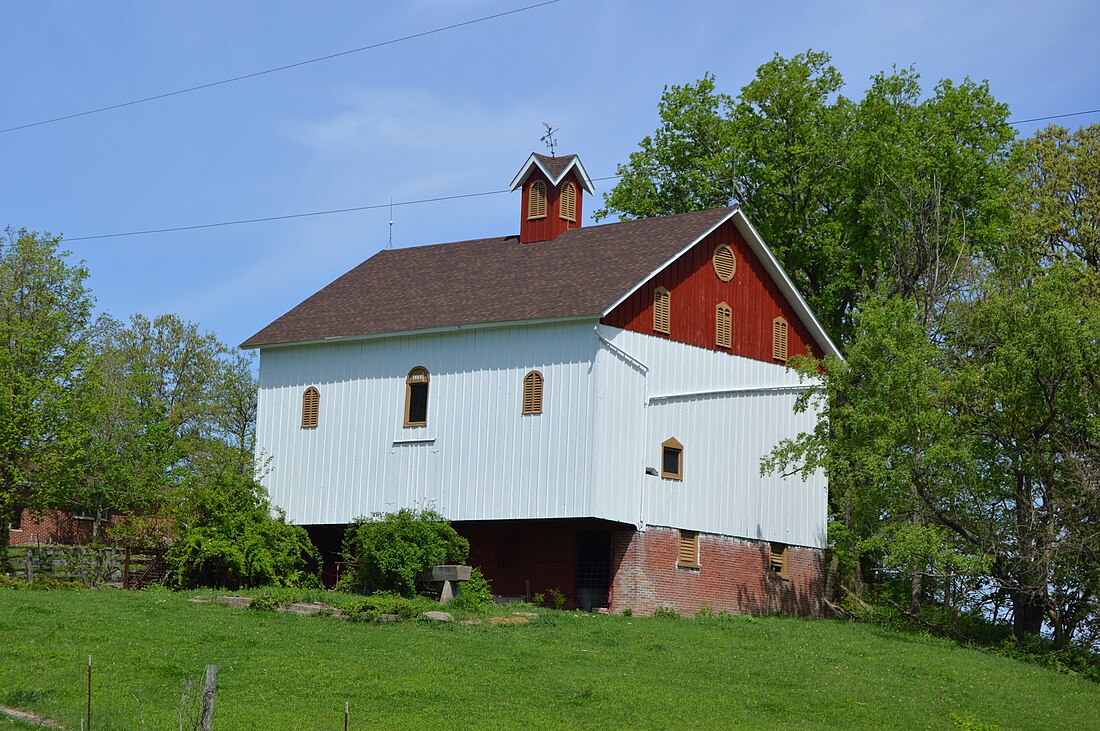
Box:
(2, 545), (167, 588)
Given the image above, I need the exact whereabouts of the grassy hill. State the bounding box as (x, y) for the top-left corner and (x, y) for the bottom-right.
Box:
(1, 587), (1097, 730)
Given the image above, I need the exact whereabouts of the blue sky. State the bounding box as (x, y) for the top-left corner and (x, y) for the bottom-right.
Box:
(3, 1), (1097, 351)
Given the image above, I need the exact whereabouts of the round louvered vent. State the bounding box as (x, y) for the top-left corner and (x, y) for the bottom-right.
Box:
(712, 244), (736, 281)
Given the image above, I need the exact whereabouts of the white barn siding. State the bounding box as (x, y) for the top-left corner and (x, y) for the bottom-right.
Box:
(595, 326), (827, 548)
(255, 320), (602, 525)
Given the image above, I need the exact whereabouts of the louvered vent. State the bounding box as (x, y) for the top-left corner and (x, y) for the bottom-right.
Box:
(528, 180), (547, 220)
(653, 287), (671, 334)
(678, 530), (699, 568)
(716, 302), (732, 348)
(770, 543), (787, 578)
(772, 317), (789, 362)
(712, 244), (736, 281)
(301, 386), (320, 428)
(559, 181), (577, 222)
(522, 370), (544, 414)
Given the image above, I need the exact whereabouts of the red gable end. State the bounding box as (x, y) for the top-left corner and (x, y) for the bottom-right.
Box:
(601, 218), (828, 364)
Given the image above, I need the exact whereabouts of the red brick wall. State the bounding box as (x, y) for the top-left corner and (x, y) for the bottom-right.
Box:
(609, 526), (824, 617)
(8, 509), (109, 546)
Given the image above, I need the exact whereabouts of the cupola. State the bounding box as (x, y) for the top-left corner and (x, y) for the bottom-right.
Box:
(509, 152), (595, 244)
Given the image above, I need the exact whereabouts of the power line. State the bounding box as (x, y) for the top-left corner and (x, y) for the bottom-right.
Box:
(0, 1), (561, 135)
(1007, 107), (1100, 125)
(64, 175), (622, 242)
(54, 100), (1100, 243)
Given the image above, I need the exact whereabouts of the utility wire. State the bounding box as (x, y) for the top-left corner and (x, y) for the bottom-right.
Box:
(56, 102), (1100, 242)
(64, 175), (622, 242)
(0, 0), (561, 135)
(1007, 107), (1100, 125)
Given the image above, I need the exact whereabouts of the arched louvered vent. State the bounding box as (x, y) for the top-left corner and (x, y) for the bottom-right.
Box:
(522, 370), (544, 414)
(712, 244), (736, 281)
(653, 287), (671, 334)
(559, 181), (577, 222)
(301, 386), (320, 429)
(404, 367), (430, 427)
(772, 317), (789, 362)
(528, 180), (547, 220)
(715, 302), (732, 348)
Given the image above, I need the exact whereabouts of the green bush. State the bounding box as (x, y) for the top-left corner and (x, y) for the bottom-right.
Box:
(167, 472), (320, 590)
(547, 587), (566, 610)
(248, 591), (282, 612)
(338, 508), (468, 597)
(450, 568), (493, 612)
(654, 606), (680, 619)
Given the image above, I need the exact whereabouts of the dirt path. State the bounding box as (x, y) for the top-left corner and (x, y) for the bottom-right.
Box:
(0, 704), (65, 729)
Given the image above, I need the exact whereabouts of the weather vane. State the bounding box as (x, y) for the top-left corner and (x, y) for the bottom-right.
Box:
(540, 123), (558, 157)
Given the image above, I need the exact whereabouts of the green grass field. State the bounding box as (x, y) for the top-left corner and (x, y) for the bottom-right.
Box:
(1, 587), (1097, 730)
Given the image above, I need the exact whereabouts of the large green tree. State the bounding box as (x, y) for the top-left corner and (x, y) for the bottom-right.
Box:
(597, 51), (1013, 342)
(0, 228), (95, 544)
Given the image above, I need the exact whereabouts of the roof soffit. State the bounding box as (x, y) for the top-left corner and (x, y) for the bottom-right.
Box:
(508, 152), (595, 193)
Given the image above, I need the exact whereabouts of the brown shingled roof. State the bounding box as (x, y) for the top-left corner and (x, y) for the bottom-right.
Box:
(241, 207), (736, 348)
(532, 152), (577, 181)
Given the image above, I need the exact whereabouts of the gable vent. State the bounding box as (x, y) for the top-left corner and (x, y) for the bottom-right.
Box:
(528, 180), (547, 220)
(716, 302), (732, 348)
(712, 244), (736, 281)
(772, 317), (789, 362)
(653, 287), (671, 334)
(560, 181), (577, 222)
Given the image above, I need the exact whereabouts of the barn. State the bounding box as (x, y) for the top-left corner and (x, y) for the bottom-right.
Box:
(241, 153), (839, 616)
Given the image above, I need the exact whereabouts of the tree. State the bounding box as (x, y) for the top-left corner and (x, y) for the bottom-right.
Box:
(1009, 123), (1100, 269)
(0, 228), (95, 546)
(597, 52), (1013, 343)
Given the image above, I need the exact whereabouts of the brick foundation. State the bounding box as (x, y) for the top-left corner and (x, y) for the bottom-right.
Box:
(609, 526), (824, 617)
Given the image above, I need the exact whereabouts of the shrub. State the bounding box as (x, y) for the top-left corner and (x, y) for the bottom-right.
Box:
(340, 591), (433, 621)
(450, 568), (493, 611)
(167, 472), (320, 590)
(338, 508), (468, 597)
(694, 603), (715, 619)
(654, 606), (680, 619)
(249, 591), (282, 612)
(531, 592), (545, 607)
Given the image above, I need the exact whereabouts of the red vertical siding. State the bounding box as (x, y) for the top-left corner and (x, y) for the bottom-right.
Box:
(601, 220), (826, 364)
(519, 171), (583, 244)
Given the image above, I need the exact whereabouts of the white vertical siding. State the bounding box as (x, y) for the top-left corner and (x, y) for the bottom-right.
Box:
(255, 321), (827, 549)
(595, 326), (827, 548)
(255, 320), (602, 525)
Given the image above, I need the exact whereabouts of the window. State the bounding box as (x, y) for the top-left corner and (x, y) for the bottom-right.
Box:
(522, 370), (544, 414)
(559, 181), (577, 222)
(772, 317), (789, 362)
(769, 543), (788, 579)
(653, 287), (670, 334)
(715, 301), (732, 348)
(661, 437), (683, 480)
(404, 367), (430, 427)
(528, 180), (547, 219)
(712, 244), (736, 281)
(677, 530), (699, 569)
(10, 508), (22, 531)
(301, 386), (320, 428)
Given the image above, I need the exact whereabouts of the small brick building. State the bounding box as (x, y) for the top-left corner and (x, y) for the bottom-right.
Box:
(243, 153), (838, 616)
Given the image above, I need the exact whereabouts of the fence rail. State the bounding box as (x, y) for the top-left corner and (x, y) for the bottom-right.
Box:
(3, 545), (168, 588)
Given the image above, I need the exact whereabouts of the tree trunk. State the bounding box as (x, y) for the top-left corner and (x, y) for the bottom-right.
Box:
(1011, 590), (1045, 639)
(910, 569), (922, 616)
